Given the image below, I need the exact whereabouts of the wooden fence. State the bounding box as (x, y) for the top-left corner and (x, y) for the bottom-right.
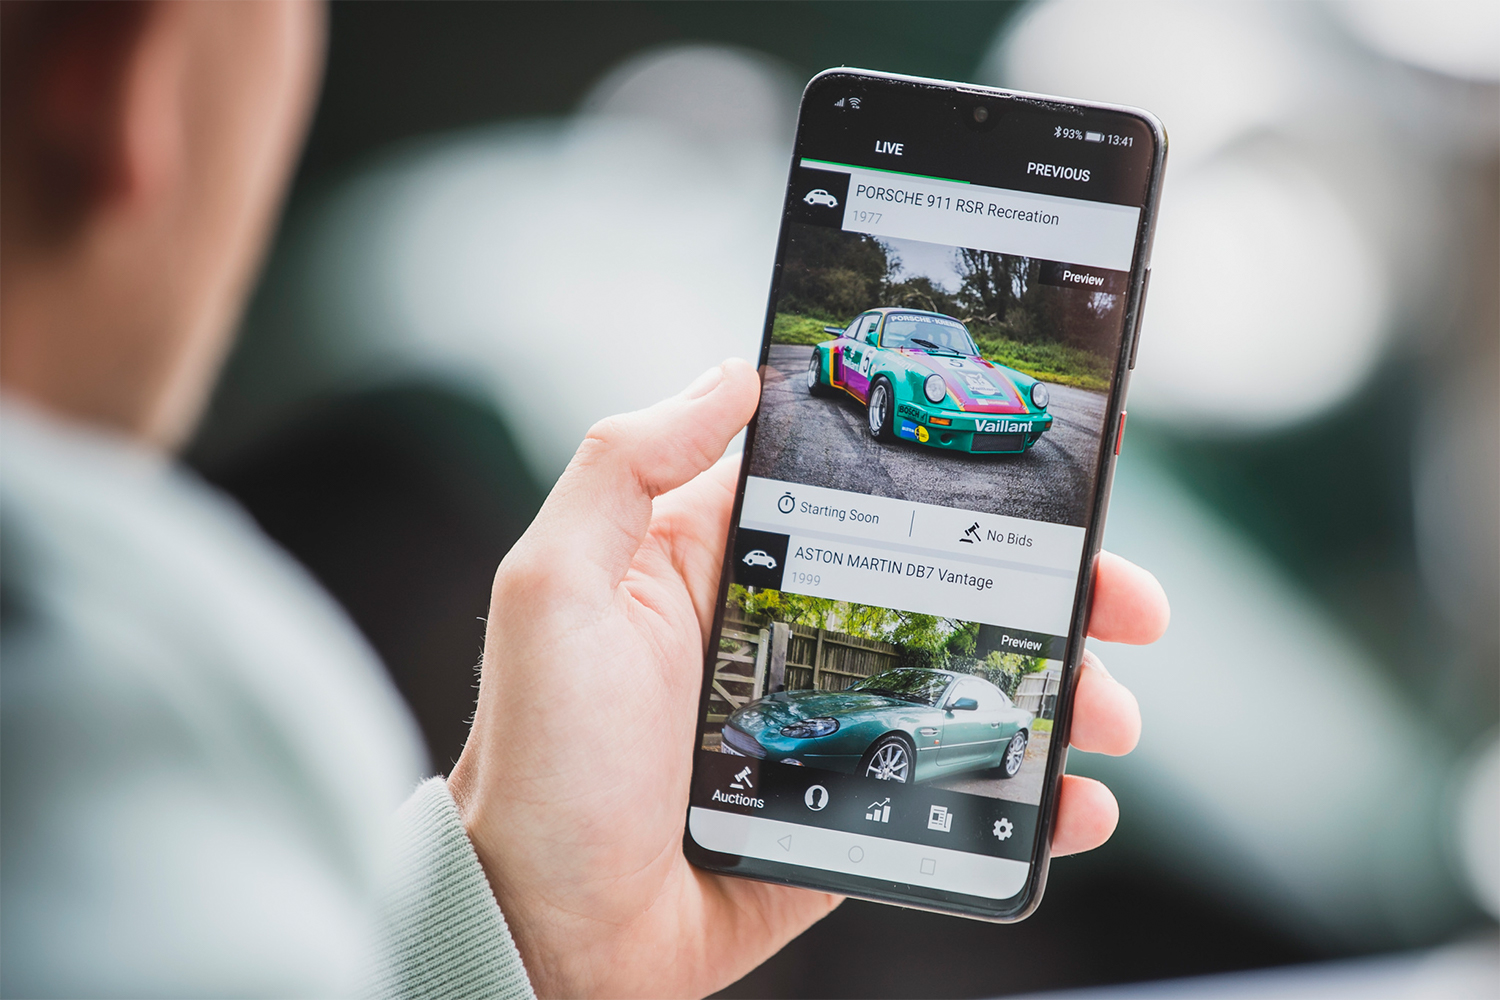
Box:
(1013, 663), (1061, 719)
(706, 609), (901, 726)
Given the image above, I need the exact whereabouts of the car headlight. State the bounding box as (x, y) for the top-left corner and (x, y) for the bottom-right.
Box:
(923, 374), (947, 404)
(780, 717), (839, 739)
(1030, 382), (1050, 409)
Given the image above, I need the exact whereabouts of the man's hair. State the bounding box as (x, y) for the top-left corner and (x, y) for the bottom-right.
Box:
(1, 1), (151, 243)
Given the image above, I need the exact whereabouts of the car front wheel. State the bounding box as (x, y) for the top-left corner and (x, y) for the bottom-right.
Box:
(997, 730), (1028, 779)
(867, 377), (895, 441)
(862, 734), (912, 782)
(807, 351), (832, 396)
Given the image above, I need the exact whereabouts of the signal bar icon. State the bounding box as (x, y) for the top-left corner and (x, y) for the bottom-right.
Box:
(834, 97), (862, 110)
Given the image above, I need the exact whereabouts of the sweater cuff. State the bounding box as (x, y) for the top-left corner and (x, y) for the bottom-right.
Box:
(365, 778), (535, 1000)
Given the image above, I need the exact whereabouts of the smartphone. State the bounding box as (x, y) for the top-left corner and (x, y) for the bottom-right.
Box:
(684, 68), (1165, 921)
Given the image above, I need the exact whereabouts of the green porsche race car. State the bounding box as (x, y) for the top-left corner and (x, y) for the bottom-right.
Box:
(806, 308), (1053, 454)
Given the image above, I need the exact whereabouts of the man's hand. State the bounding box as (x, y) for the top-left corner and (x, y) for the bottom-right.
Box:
(448, 359), (1169, 999)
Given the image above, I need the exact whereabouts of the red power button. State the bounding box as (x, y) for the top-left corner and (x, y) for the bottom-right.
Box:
(1114, 411), (1127, 455)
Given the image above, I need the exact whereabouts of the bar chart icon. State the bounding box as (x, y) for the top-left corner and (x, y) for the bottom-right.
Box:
(865, 798), (891, 823)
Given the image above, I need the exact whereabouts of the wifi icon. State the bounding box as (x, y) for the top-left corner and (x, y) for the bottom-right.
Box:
(834, 97), (862, 110)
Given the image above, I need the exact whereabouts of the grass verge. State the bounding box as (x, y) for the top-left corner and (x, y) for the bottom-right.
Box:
(771, 313), (842, 346)
(770, 313), (1110, 391)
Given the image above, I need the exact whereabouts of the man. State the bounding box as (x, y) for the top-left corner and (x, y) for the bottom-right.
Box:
(0, 2), (1169, 996)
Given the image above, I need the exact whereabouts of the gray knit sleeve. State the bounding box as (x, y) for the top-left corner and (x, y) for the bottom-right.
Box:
(365, 778), (535, 1000)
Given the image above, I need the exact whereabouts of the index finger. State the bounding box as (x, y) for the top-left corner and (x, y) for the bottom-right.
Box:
(1087, 551), (1169, 644)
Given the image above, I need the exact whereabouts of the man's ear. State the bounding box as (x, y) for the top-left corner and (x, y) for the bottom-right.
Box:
(107, 1), (188, 216)
(4, 1), (183, 237)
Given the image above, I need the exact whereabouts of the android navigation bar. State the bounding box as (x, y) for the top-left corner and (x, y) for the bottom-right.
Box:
(689, 807), (1028, 901)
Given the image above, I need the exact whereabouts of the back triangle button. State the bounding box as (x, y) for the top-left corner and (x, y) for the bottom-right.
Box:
(777, 835), (792, 851)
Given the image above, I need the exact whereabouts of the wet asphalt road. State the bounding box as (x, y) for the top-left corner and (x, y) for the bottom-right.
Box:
(749, 345), (1108, 526)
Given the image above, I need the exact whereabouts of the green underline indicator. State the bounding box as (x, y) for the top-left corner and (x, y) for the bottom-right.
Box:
(800, 157), (971, 185)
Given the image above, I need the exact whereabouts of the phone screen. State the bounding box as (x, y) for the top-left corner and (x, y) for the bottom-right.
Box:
(685, 70), (1164, 920)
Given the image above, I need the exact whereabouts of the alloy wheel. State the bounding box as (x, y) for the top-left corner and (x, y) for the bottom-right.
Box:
(868, 383), (888, 436)
(866, 740), (909, 782)
(1004, 733), (1027, 776)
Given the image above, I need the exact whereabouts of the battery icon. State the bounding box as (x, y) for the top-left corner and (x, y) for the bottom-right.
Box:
(1084, 131), (1105, 143)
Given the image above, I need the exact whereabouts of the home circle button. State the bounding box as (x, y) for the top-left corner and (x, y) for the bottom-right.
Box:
(848, 846), (865, 863)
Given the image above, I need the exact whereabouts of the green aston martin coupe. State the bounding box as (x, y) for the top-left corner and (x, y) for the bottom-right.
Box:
(720, 667), (1033, 783)
(806, 308), (1053, 454)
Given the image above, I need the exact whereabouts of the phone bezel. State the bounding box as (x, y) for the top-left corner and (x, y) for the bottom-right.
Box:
(683, 67), (1168, 923)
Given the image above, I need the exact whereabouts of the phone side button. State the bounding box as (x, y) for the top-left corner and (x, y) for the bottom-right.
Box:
(1115, 411), (1127, 455)
(1127, 269), (1150, 370)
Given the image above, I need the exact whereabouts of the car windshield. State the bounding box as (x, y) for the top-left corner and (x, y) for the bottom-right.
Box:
(880, 314), (978, 355)
(849, 669), (954, 707)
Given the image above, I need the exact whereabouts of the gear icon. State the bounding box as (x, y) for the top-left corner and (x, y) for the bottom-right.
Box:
(992, 817), (1014, 841)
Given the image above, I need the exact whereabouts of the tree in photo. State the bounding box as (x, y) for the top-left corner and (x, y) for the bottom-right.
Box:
(965, 650), (1049, 699)
(884, 274), (959, 317)
(955, 248), (1032, 327)
(726, 586), (980, 670)
(778, 226), (891, 319)
(955, 247), (1123, 358)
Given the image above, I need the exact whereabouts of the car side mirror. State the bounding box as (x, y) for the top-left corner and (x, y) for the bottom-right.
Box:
(865, 332), (879, 346)
(947, 697), (979, 712)
(824, 326), (845, 336)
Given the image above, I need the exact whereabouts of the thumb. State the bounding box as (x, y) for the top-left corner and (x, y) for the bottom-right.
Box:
(510, 358), (760, 600)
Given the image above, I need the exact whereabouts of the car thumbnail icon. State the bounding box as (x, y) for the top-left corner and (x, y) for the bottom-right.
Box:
(803, 188), (839, 208)
(742, 549), (778, 569)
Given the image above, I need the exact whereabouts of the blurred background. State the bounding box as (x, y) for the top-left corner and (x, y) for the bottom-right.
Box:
(186, 2), (1498, 995)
